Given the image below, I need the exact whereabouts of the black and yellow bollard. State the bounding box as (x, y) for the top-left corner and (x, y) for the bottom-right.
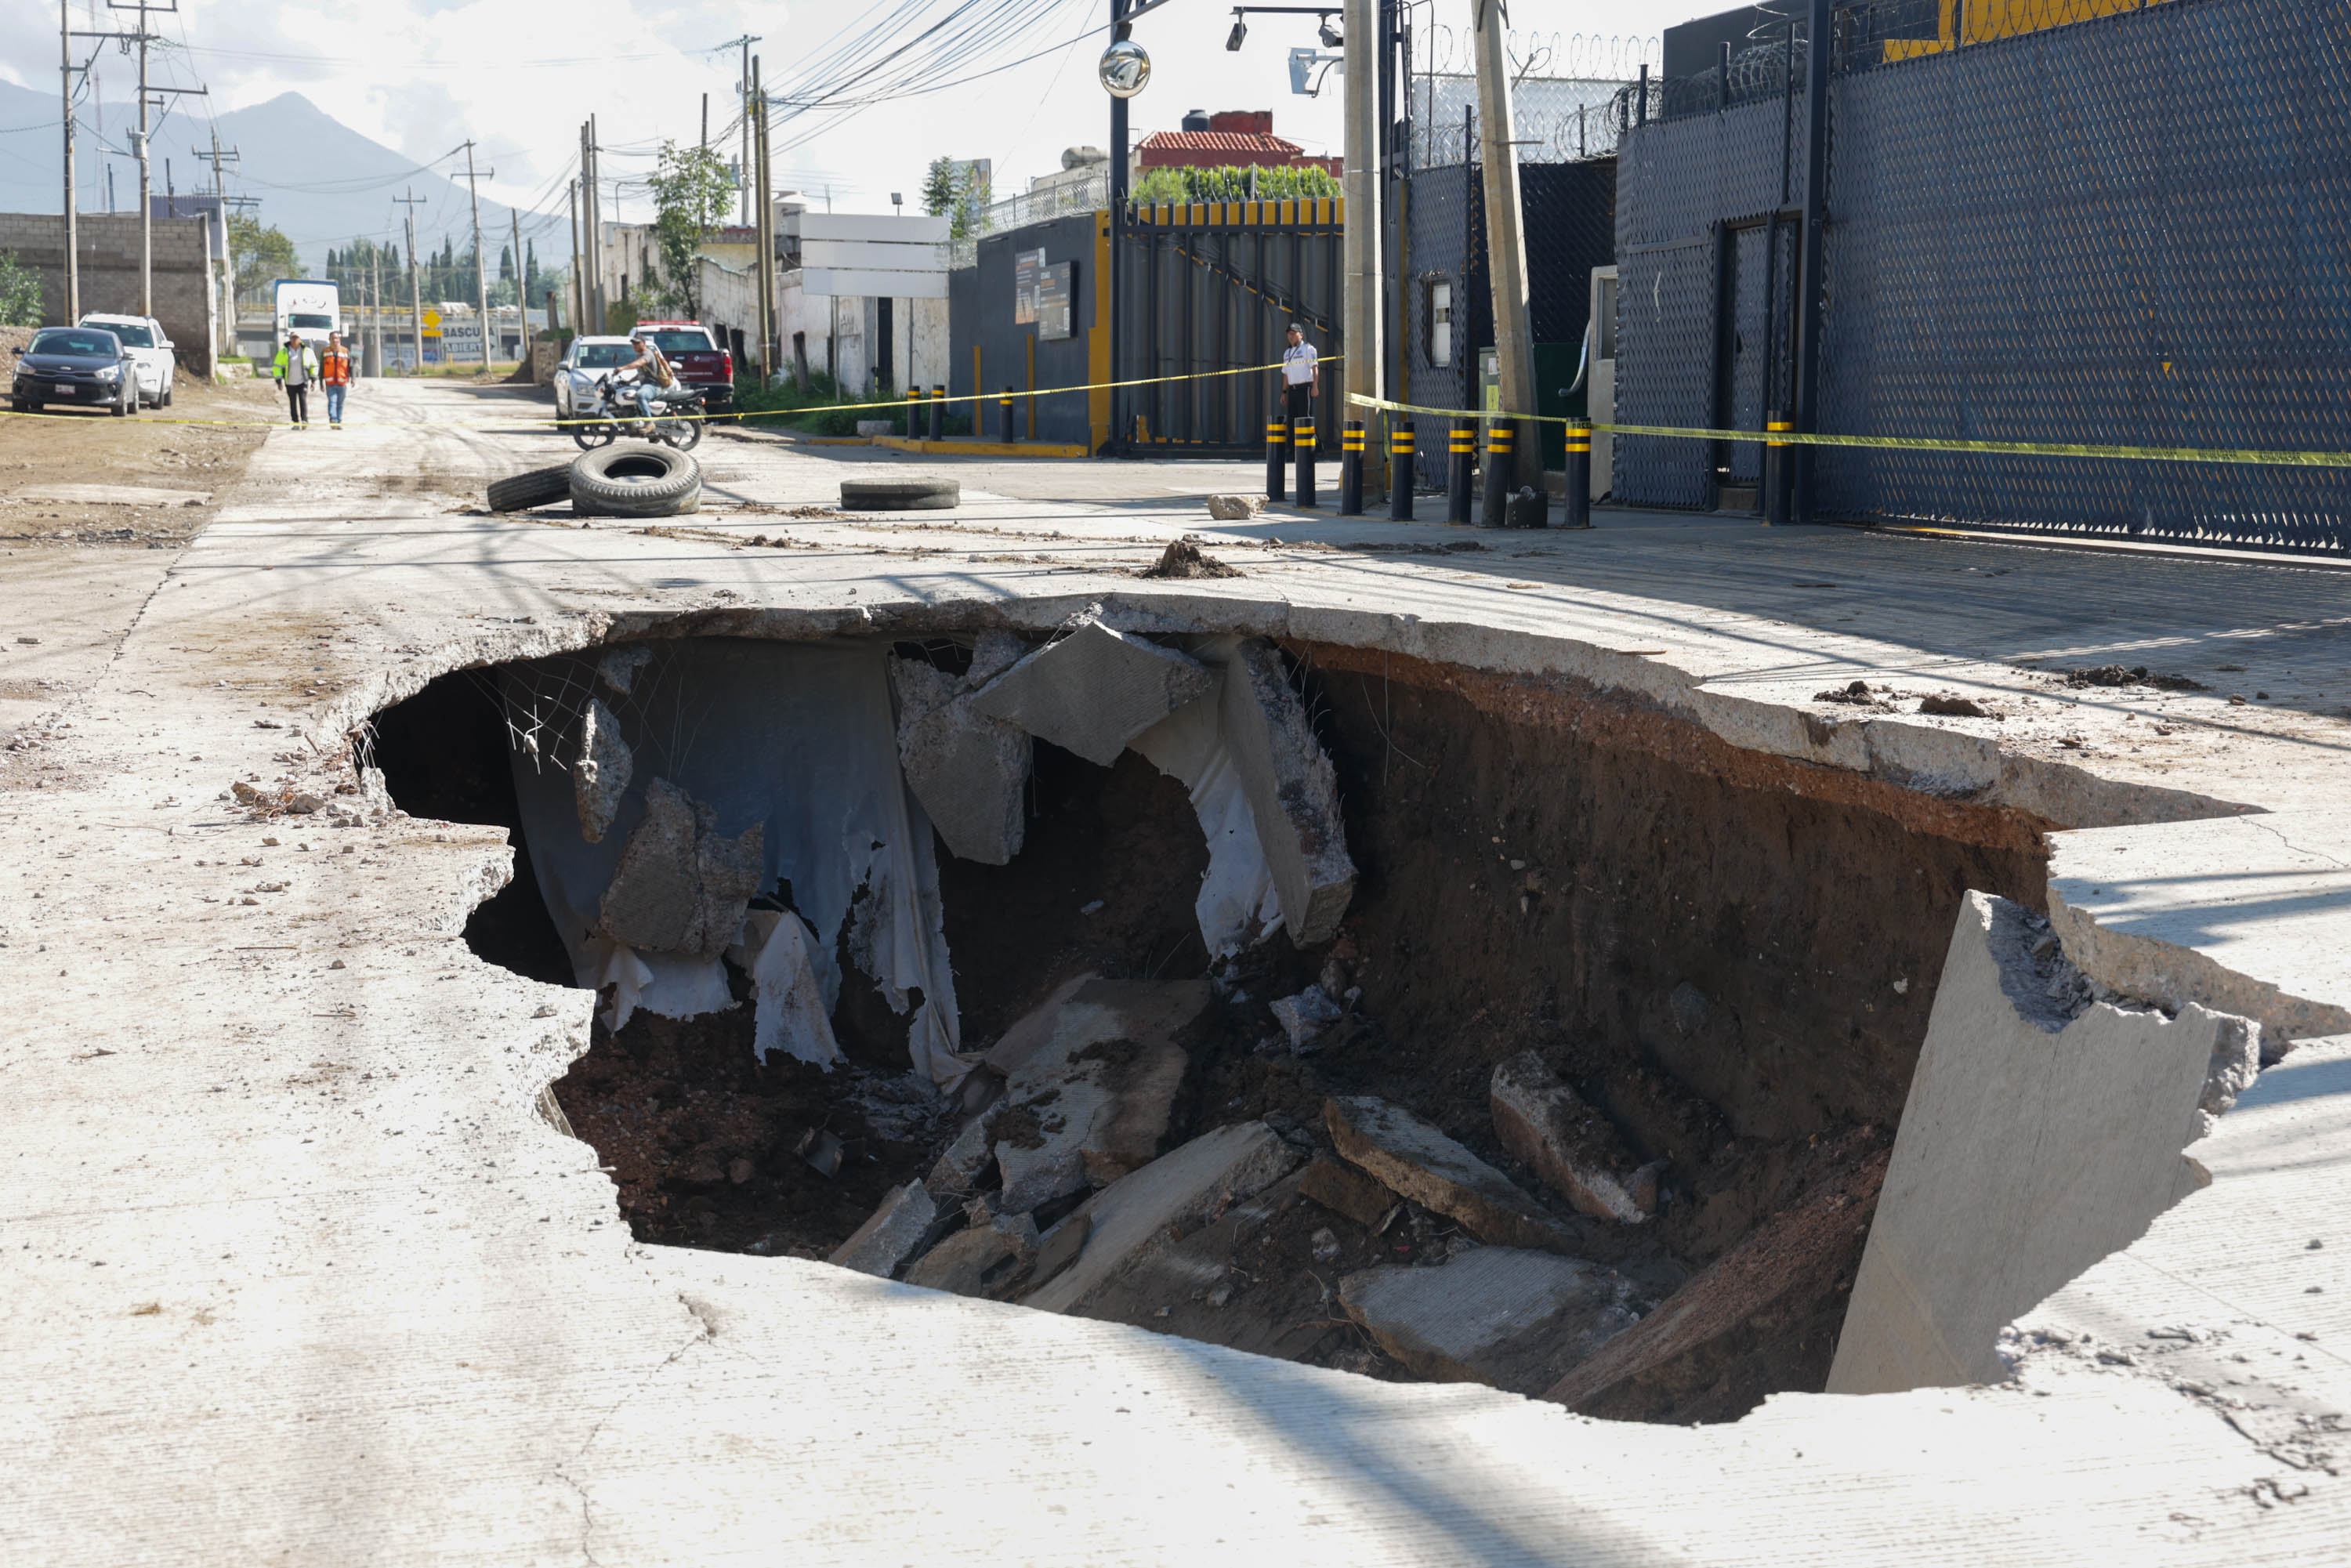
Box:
(1765, 413), (1793, 526)
(1480, 420), (1516, 527)
(1563, 423), (1592, 530)
(1388, 421), (1415, 521)
(928, 385), (945, 442)
(1266, 418), (1288, 502)
(1293, 416), (1318, 508)
(1339, 420), (1365, 515)
(999, 386), (1015, 445)
(1447, 421), (1475, 526)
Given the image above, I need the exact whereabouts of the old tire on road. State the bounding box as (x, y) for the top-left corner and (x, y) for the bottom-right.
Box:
(839, 477), (958, 511)
(487, 465), (574, 513)
(569, 444), (701, 518)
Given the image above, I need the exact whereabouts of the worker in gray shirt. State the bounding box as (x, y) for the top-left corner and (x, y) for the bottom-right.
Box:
(1279, 321), (1320, 429)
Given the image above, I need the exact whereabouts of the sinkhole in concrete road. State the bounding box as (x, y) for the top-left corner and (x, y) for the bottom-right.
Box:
(374, 626), (2056, 1422)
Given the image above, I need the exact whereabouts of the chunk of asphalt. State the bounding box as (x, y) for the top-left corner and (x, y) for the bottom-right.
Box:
(967, 620), (1215, 766)
(892, 655), (1031, 865)
(991, 977), (1208, 1215)
(1341, 1246), (1643, 1395)
(596, 777), (763, 958)
(1324, 1095), (1577, 1253)
(1489, 1052), (1661, 1223)
(1021, 1121), (1303, 1314)
(1218, 640), (1356, 946)
(828, 1181), (939, 1279)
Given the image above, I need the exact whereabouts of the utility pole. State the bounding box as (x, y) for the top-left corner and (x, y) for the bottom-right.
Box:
(721, 34), (761, 226)
(194, 133), (238, 352)
(567, 177), (584, 345)
(1107, 0), (1132, 451)
(396, 186), (426, 373)
(76, 2), (205, 318)
(1471, 0), (1540, 494)
(60, 0), (78, 322)
(370, 245), (384, 376)
(1342, 0), (1382, 494)
(509, 204), (526, 364)
(581, 119), (604, 334)
(752, 56), (776, 384)
(461, 140), (494, 368)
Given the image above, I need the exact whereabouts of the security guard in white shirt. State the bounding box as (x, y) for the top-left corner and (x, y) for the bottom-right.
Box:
(1280, 321), (1320, 425)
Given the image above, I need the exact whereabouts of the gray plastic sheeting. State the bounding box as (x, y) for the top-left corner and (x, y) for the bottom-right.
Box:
(504, 639), (964, 1085)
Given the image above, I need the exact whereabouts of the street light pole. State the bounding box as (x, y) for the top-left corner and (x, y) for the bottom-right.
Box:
(1341, 0), (1382, 489)
(1471, 0), (1540, 494)
(1107, 0), (1132, 454)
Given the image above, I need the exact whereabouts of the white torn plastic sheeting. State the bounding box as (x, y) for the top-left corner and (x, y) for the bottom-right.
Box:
(730, 909), (845, 1068)
(589, 940), (733, 1033)
(1129, 641), (1281, 958)
(503, 641), (965, 1085)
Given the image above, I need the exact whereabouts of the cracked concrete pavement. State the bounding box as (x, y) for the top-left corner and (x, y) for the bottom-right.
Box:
(2, 377), (2346, 1563)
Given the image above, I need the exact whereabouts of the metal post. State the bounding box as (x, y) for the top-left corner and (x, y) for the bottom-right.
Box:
(1636, 63), (1650, 126)
(1766, 413), (1793, 524)
(568, 179), (584, 357)
(1472, 0), (1540, 493)
(60, 0), (78, 323)
(929, 385), (944, 442)
(1793, 0), (1833, 520)
(1447, 420), (1475, 524)
(1481, 419), (1514, 526)
(1563, 423), (1592, 528)
(1388, 420), (1415, 520)
(1294, 415), (1319, 507)
(1266, 417), (1288, 502)
(1107, 0), (1132, 454)
(999, 386), (1014, 444)
(1339, 419), (1365, 515)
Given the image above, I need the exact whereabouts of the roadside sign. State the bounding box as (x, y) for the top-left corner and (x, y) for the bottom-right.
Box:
(1014, 248), (1045, 324)
(1037, 261), (1074, 341)
(421, 308), (443, 335)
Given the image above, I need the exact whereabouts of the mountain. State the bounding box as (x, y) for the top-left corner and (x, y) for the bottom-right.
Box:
(0, 82), (545, 273)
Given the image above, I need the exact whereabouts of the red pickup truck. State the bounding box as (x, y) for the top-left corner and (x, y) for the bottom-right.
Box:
(633, 320), (734, 417)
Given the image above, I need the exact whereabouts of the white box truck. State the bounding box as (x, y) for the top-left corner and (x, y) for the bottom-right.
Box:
(272, 278), (340, 349)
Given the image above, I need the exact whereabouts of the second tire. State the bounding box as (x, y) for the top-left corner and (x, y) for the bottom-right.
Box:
(569, 445), (701, 518)
(487, 465), (573, 512)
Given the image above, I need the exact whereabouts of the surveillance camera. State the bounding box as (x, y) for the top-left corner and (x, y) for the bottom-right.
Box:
(1226, 16), (1247, 50)
(1318, 15), (1342, 47)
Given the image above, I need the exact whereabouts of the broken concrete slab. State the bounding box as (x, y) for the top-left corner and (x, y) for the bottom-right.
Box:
(1128, 658), (1283, 957)
(1828, 892), (2256, 1396)
(892, 654), (1031, 865)
(1325, 1095), (1576, 1254)
(903, 1210), (1037, 1298)
(980, 972), (1098, 1077)
(596, 777), (765, 958)
(1219, 639), (1355, 946)
(1342, 1247), (1643, 1395)
(828, 1182), (939, 1278)
(1299, 1155), (1397, 1227)
(968, 619), (1215, 766)
(598, 643), (652, 693)
(1270, 984), (1342, 1051)
(1022, 1121), (1304, 1314)
(1490, 1052), (1661, 1223)
(1545, 1134), (1891, 1422)
(992, 977), (1209, 1214)
(926, 1111), (998, 1197)
(574, 696), (632, 844)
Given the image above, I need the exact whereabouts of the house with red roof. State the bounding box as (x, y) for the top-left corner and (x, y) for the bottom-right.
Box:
(1133, 110), (1341, 176)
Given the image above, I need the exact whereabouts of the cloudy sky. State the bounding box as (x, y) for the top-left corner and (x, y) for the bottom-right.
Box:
(1, 0), (1715, 229)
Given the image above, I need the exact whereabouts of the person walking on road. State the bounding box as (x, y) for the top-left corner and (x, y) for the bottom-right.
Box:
(1279, 320), (1320, 436)
(321, 331), (355, 429)
(273, 331), (320, 429)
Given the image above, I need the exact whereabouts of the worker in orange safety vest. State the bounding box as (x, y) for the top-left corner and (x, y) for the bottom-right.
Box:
(321, 331), (356, 428)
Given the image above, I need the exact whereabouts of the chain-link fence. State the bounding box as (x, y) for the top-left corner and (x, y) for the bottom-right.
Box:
(947, 168), (1111, 270)
(1610, 0), (2351, 552)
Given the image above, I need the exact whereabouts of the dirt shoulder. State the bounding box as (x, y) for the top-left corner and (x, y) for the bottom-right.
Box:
(0, 372), (281, 546)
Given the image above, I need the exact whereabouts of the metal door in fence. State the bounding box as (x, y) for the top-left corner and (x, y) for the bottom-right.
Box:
(1119, 201), (1344, 454)
(1714, 215), (1798, 489)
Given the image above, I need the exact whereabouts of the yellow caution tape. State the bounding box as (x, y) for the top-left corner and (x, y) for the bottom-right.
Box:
(1347, 393), (2351, 472)
(0, 355), (1342, 434)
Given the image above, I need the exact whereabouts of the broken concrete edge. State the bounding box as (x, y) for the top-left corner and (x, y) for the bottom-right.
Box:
(1217, 640), (1357, 947)
(2047, 881), (2351, 1054)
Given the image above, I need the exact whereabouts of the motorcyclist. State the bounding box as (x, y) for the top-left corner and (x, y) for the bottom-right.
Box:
(617, 330), (674, 425)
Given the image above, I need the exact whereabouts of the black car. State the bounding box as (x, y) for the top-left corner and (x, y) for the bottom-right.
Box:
(10, 326), (139, 417)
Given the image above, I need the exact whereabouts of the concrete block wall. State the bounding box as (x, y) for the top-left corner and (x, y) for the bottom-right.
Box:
(0, 212), (219, 375)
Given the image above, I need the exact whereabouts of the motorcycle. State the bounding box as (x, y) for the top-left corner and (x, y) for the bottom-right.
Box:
(568, 371), (707, 452)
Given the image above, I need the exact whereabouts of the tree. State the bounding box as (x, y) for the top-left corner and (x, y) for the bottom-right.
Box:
(643, 139), (734, 317)
(921, 157), (989, 240)
(0, 250), (42, 327)
(229, 213), (299, 301)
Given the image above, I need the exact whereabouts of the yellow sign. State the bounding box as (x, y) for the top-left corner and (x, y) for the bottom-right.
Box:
(420, 308), (442, 335)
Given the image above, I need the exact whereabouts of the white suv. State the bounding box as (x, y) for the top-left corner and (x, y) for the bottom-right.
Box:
(77, 313), (176, 408)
